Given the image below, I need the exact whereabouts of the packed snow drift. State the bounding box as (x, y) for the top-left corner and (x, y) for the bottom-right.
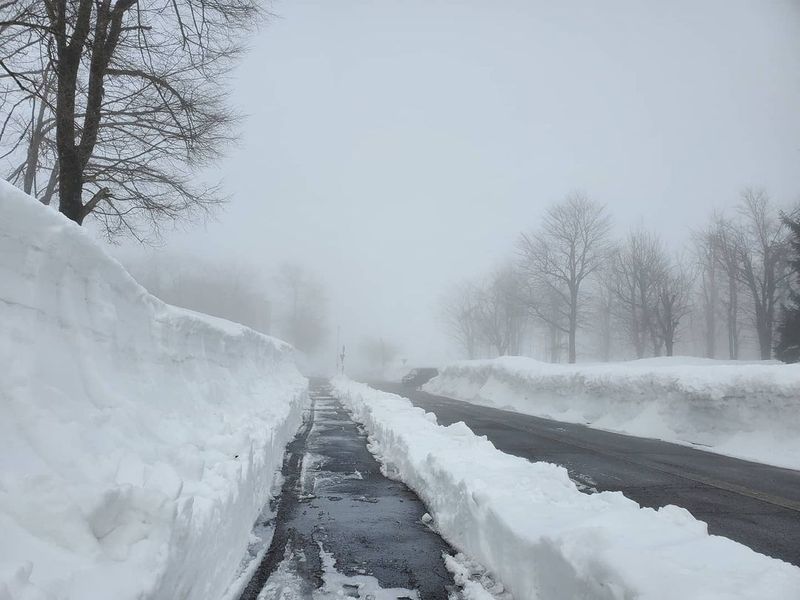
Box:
(332, 379), (800, 600)
(0, 180), (308, 600)
(423, 356), (800, 469)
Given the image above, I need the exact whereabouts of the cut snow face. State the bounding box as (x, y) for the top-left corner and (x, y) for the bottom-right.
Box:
(331, 378), (800, 600)
(0, 180), (309, 600)
(423, 356), (800, 470)
(242, 382), (499, 600)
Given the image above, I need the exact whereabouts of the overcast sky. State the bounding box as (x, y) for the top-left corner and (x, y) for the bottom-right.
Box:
(121, 0), (800, 366)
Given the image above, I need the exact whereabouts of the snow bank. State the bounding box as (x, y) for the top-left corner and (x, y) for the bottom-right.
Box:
(0, 180), (308, 600)
(423, 356), (800, 469)
(331, 378), (800, 600)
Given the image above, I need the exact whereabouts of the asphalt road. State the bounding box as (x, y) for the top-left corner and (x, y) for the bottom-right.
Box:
(370, 381), (800, 567)
(240, 380), (456, 600)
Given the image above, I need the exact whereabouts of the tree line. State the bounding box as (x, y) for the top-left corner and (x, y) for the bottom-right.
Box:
(440, 189), (800, 363)
(127, 254), (330, 356)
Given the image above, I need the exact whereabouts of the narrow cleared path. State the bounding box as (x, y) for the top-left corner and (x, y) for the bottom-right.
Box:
(240, 380), (456, 600)
(369, 381), (800, 567)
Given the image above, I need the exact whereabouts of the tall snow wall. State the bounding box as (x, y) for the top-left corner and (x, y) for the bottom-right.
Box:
(424, 356), (800, 469)
(0, 180), (308, 600)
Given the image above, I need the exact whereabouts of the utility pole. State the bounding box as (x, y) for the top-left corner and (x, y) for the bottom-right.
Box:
(335, 326), (345, 375)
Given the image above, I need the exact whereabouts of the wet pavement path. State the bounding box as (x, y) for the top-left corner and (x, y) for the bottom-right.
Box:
(369, 381), (800, 567)
(239, 380), (456, 600)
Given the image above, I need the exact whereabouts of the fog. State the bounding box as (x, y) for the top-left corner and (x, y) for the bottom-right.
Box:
(116, 0), (800, 370)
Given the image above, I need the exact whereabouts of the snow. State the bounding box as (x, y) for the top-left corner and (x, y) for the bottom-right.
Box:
(254, 543), (421, 600)
(422, 356), (800, 470)
(0, 180), (308, 600)
(331, 378), (800, 600)
(444, 553), (510, 600)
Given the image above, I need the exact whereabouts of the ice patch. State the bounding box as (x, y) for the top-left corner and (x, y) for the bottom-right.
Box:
(256, 544), (420, 600)
(298, 453), (326, 497)
(570, 474), (598, 494)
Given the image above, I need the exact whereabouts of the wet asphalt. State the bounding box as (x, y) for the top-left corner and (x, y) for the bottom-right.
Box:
(369, 381), (800, 567)
(239, 379), (455, 600)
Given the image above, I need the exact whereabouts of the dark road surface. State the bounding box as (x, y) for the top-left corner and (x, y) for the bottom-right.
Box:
(240, 380), (456, 600)
(370, 381), (800, 567)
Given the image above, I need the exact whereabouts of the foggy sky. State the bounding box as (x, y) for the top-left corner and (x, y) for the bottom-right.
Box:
(119, 0), (800, 366)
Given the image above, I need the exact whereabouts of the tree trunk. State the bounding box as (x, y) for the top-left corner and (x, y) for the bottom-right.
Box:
(757, 319), (772, 360)
(705, 263), (717, 358)
(751, 286), (773, 361)
(727, 278), (739, 359)
(58, 153), (85, 223)
(664, 335), (674, 356)
(548, 325), (560, 363)
(55, 23), (86, 225)
(600, 303), (611, 362)
(24, 90), (49, 197)
(568, 292), (578, 363)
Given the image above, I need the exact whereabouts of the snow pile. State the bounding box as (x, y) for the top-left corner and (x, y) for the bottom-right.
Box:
(0, 180), (308, 600)
(423, 356), (800, 469)
(331, 379), (800, 600)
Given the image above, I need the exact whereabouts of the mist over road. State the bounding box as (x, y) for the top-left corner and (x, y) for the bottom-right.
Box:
(369, 382), (800, 567)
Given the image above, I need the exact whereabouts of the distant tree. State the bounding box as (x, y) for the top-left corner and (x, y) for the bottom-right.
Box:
(438, 266), (526, 358)
(475, 266), (526, 357)
(775, 214), (800, 363)
(536, 284), (568, 363)
(518, 192), (612, 363)
(126, 253), (271, 333)
(692, 226), (720, 358)
(439, 280), (483, 359)
(593, 267), (617, 362)
(0, 0), (258, 239)
(653, 257), (694, 356)
(275, 263), (328, 354)
(608, 228), (667, 358)
(359, 337), (400, 371)
(708, 215), (744, 359)
(734, 189), (791, 360)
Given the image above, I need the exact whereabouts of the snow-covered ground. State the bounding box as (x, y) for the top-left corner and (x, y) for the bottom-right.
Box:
(423, 356), (800, 470)
(0, 180), (308, 600)
(331, 378), (800, 600)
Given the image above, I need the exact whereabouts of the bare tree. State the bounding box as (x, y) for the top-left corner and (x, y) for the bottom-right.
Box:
(439, 280), (483, 359)
(475, 266), (526, 357)
(653, 257), (694, 356)
(1, 0), (259, 239)
(592, 271), (616, 361)
(530, 283), (568, 363)
(608, 228), (668, 358)
(1, 60), (59, 205)
(708, 215), (744, 359)
(518, 192), (612, 363)
(734, 189), (791, 359)
(439, 267), (526, 358)
(692, 227), (720, 358)
(126, 252), (271, 333)
(275, 263), (328, 355)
